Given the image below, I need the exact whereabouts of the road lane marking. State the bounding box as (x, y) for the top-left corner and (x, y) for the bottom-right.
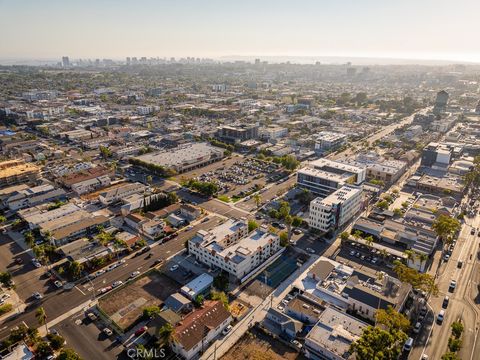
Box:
(75, 286), (86, 295)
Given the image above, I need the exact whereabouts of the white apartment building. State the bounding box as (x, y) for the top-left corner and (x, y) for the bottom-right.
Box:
(188, 219), (282, 281)
(71, 175), (111, 195)
(314, 131), (347, 152)
(5, 184), (66, 211)
(21, 203), (81, 229)
(259, 126), (288, 141)
(309, 185), (363, 232)
(98, 182), (145, 205)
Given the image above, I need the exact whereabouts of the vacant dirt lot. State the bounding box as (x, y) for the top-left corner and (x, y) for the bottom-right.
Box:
(98, 271), (180, 329)
(222, 328), (305, 360)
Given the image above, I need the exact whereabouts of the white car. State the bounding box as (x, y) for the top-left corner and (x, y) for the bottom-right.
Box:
(222, 325), (232, 335)
(130, 271), (140, 279)
(306, 248), (315, 254)
(87, 312), (97, 321)
(103, 328), (113, 336)
(169, 264), (179, 271)
(413, 322), (421, 334)
(33, 292), (43, 300)
(112, 281), (123, 288)
(54, 280), (63, 288)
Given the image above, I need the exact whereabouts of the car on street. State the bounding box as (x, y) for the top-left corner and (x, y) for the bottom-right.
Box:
(134, 326), (148, 336)
(130, 271), (140, 279)
(449, 280), (457, 292)
(112, 281), (123, 288)
(31, 259), (42, 268)
(443, 254), (450, 261)
(99, 286), (112, 294)
(437, 310), (445, 324)
(169, 264), (179, 271)
(222, 325), (232, 335)
(277, 305), (284, 311)
(442, 296), (449, 308)
(33, 292), (42, 300)
(87, 312), (97, 321)
(54, 280), (63, 288)
(457, 261), (463, 269)
(291, 339), (302, 348)
(471, 228), (476, 235)
(103, 328), (113, 336)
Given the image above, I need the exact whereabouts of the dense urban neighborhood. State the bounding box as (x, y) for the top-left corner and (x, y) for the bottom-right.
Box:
(0, 57), (480, 360)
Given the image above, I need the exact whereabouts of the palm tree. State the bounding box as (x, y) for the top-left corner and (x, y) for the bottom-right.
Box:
(158, 323), (175, 345)
(353, 230), (363, 241)
(418, 253), (428, 270)
(365, 235), (374, 248)
(284, 215), (293, 241)
(36, 307), (48, 334)
(380, 249), (388, 262)
(403, 250), (415, 265)
(253, 194), (261, 208)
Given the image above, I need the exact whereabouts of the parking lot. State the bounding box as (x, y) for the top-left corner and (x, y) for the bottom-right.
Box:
(179, 154), (287, 202)
(98, 270), (180, 330)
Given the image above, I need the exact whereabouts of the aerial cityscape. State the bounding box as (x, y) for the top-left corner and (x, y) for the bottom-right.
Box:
(1, 1), (480, 360)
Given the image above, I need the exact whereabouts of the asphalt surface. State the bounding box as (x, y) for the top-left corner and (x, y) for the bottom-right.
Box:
(409, 212), (480, 360)
(0, 216), (223, 340)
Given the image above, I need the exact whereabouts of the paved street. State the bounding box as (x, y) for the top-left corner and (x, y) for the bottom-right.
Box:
(0, 216), (223, 340)
(410, 213), (480, 360)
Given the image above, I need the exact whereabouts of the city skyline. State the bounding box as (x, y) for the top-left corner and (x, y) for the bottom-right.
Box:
(1, 0), (480, 64)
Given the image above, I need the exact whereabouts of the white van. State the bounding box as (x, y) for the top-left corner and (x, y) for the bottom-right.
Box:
(403, 337), (414, 352)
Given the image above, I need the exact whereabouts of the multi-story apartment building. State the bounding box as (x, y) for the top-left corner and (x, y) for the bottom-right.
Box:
(188, 219), (282, 281)
(98, 182), (145, 205)
(309, 185), (363, 232)
(0, 159), (41, 187)
(4, 184), (66, 211)
(314, 131), (347, 153)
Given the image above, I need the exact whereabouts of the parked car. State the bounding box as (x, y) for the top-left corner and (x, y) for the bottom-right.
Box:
(306, 248), (315, 254)
(112, 281), (123, 288)
(403, 337), (414, 352)
(103, 328), (113, 336)
(54, 280), (63, 288)
(222, 325), (232, 335)
(130, 271), (140, 279)
(349, 250), (356, 256)
(413, 322), (421, 334)
(87, 312), (97, 321)
(134, 326), (148, 336)
(169, 264), (179, 271)
(33, 292), (42, 300)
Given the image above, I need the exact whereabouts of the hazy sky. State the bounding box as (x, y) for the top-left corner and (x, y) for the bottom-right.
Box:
(1, 0), (479, 62)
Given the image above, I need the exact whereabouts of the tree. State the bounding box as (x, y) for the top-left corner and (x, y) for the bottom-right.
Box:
(350, 326), (407, 360)
(432, 215), (461, 247)
(142, 305), (161, 319)
(67, 261), (83, 280)
(365, 235), (374, 248)
(451, 321), (464, 338)
(376, 200), (389, 210)
(99, 145), (112, 159)
(0, 271), (13, 288)
(57, 348), (83, 360)
(194, 294), (204, 307)
(279, 231), (289, 247)
(47, 333), (66, 350)
(448, 337), (462, 352)
(213, 272), (229, 291)
(393, 208), (403, 217)
(284, 215), (293, 240)
(418, 253), (428, 268)
(403, 250), (415, 263)
(36, 341), (54, 358)
(36, 306), (48, 334)
(441, 353), (461, 360)
(158, 323), (175, 345)
(211, 291), (229, 310)
(353, 230), (363, 240)
(146, 175), (153, 185)
(24, 231), (35, 247)
(340, 231), (350, 242)
(253, 194), (261, 208)
(393, 261), (438, 295)
(375, 306), (410, 332)
(0, 215), (6, 223)
(248, 220), (259, 232)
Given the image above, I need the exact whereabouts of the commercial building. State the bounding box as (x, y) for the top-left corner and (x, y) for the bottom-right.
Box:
(4, 184), (66, 211)
(304, 307), (366, 360)
(21, 203), (81, 229)
(171, 300), (232, 360)
(188, 219), (282, 281)
(421, 142), (453, 167)
(71, 175), (110, 195)
(180, 273), (214, 300)
(433, 90), (449, 113)
(314, 131), (347, 152)
(217, 124), (258, 144)
(0, 159), (40, 187)
(132, 142), (224, 174)
(297, 159), (366, 197)
(298, 258), (411, 321)
(309, 185), (363, 233)
(98, 182), (146, 205)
